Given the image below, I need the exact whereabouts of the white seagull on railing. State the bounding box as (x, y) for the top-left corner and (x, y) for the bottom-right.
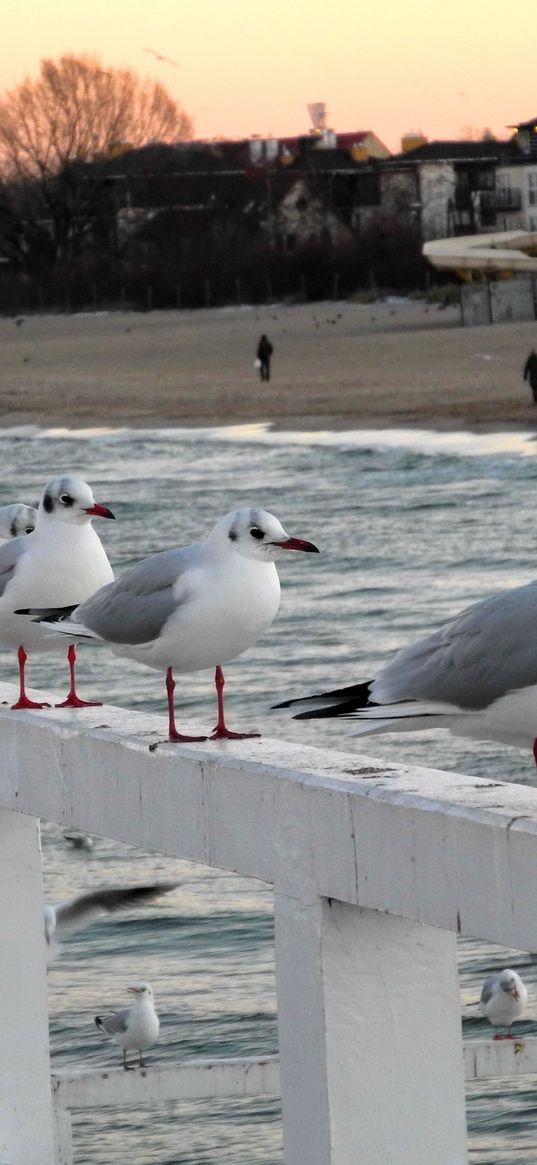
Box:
(274, 576), (537, 764)
(1, 475), (114, 709)
(95, 981), (159, 1070)
(25, 507), (319, 742)
(480, 968), (528, 1039)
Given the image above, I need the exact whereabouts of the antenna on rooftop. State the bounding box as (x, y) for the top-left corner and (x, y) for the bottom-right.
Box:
(307, 102), (327, 135)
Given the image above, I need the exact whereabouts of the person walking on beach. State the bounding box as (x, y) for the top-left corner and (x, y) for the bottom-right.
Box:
(256, 334), (273, 382)
(523, 349), (537, 402)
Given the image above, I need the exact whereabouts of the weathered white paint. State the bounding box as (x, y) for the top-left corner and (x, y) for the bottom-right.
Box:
(2, 685), (537, 949)
(463, 1036), (537, 1080)
(274, 890), (332, 1165)
(3, 683), (537, 1163)
(0, 808), (54, 1165)
(51, 1108), (73, 1165)
(52, 1055), (280, 1108)
(321, 903), (468, 1165)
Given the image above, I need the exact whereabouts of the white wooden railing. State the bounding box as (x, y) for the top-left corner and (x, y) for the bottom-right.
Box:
(1, 680), (537, 1165)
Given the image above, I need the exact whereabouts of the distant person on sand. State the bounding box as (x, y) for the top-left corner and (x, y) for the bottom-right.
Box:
(523, 349), (537, 402)
(256, 334), (273, 382)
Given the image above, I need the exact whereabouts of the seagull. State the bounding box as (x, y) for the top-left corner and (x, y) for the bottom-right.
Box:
(95, 981), (159, 1070)
(480, 969), (527, 1039)
(0, 503), (37, 545)
(63, 831), (94, 850)
(143, 47), (180, 66)
(44, 882), (177, 962)
(2, 475), (114, 710)
(274, 577), (537, 764)
(29, 507), (319, 742)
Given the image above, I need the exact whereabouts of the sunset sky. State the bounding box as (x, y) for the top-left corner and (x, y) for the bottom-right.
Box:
(3, 0), (537, 152)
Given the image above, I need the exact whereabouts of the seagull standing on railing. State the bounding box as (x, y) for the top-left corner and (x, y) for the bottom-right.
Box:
(26, 507), (319, 741)
(95, 981), (159, 1070)
(274, 576), (537, 764)
(0, 475), (115, 709)
(44, 881), (178, 962)
(480, 968), (528, 1039)
(0, 503), (37, 545)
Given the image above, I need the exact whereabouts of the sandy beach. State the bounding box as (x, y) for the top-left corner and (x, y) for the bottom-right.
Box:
(2, 298), (537, 430)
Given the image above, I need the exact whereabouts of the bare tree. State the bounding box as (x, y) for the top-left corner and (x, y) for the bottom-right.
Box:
(0, 53), (193, 180)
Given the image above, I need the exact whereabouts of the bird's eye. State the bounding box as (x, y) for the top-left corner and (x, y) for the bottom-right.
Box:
(250, 527), (264, 540)
(25, 525), (34, 534)
(60, 493), (73, 506)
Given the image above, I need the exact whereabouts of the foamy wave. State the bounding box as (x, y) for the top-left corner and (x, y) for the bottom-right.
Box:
(0, 421), (536, 457)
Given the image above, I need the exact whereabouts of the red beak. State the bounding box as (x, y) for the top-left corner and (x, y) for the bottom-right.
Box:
(127, 986), (140, 994)
(513, 988), (520, 1000)
(273, 536), (319, 553)
(84, 503), (115, 520)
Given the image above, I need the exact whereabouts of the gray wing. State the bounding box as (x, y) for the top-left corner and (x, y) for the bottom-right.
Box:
(53, 881), (178, 937)
(76, 546), (198, 645)
(480, 976), (497, 1005)
(0, 536), (28, 600)
(96, 1007), (130, 1036)
(375, 580), (537, 710)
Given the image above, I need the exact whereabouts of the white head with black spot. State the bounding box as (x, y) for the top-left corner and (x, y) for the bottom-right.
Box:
(208, 507), (319, 562)
(37, 476), (115, 526)
(0, 503), (37, 539)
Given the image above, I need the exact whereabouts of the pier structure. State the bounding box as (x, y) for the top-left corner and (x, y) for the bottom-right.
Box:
(1, 681), (536, 1164)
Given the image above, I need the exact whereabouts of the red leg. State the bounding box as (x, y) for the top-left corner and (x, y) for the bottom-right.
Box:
(166, 667), (206, 743)
(533, 738), (537, 767)
(56, 644), (102, 708)
(209, 665), (260, 740)
(11, 646), (50, 710)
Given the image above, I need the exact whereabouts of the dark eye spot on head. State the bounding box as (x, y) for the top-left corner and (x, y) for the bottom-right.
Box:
(25, 525), (34, 534)
(60, 493), (74, 507)
(250, 527), (264, 540)
(43, 493), (53, 513)
(228, 529), (238, 541)
(9, 519), (18, 537)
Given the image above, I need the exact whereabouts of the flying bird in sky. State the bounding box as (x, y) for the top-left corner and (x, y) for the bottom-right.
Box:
(143, 47), (180, 66)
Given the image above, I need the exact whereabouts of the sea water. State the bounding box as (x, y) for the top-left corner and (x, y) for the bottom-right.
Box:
(3, 422), (537, 1163)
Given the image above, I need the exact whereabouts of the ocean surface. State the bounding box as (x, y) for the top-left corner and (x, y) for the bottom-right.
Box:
(3, 421), (537, 1163)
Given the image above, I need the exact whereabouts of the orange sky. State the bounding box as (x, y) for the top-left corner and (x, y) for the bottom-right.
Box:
(3, 0), (537, 151)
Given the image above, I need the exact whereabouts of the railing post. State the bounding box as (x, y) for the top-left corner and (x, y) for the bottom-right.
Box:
(0, 809), (54, 1164)
(274, 888), (332, 1165)
(51, 1108), (73, 1165)
(275, 891), (468, 1164)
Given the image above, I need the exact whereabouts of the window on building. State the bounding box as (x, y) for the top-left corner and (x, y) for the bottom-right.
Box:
(527, 173), (537, 206)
